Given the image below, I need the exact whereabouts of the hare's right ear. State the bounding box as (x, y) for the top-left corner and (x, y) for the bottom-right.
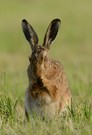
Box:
(43, 19), (61, 50)
(22, 19), (38, 50)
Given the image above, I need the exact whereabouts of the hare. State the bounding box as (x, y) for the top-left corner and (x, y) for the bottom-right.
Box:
(22, 19), (72, 119)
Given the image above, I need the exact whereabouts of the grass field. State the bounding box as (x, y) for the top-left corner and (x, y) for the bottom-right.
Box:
(0, 0), (92, 135)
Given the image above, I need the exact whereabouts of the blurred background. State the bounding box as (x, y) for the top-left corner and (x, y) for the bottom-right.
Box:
(0, 0), (92, 102)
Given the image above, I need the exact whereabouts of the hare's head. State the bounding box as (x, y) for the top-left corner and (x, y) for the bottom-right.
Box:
(22, 19), (61, 67)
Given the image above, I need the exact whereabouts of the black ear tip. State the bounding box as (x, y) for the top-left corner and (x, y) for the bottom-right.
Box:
(22, 19), (27, 22)
(51, 18), (61, 29)
(54, 18), (61, 22)
(52, 18), (61, 25)
(22, 19), (28, 25)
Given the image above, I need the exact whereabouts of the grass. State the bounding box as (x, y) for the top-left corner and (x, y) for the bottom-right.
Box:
(0, 0), (92, 134)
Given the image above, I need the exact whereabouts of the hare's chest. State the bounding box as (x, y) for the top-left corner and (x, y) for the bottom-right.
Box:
(25, 90), (59, 117)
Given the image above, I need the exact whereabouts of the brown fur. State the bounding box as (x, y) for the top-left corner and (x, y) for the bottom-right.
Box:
(22, 19), (72, 118)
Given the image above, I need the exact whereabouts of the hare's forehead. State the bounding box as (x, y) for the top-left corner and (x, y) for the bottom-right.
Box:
(33, 46), (46, 52)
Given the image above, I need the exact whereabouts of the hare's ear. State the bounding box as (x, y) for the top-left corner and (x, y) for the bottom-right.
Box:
(43, 19), (61, 49)
(22, 19), (38, 50)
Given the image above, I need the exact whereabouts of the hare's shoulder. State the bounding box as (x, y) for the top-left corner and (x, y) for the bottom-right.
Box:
(44, 59), (64, 80)
(51, 59), (63, 68)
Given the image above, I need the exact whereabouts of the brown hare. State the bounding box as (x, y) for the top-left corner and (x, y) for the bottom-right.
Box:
(22, 19), (72, 119)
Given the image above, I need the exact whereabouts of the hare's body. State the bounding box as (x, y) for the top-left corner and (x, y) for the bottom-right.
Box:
(22, 19), (72, 119)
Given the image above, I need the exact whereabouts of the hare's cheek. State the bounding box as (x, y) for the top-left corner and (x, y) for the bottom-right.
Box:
(37, 56), (44, 64)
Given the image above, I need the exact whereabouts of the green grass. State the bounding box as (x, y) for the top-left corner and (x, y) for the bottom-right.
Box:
(0, 0), (92, 134)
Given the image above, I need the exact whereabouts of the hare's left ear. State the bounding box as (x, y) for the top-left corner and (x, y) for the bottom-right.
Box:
(43, 19), (61, 49)
(22, 19), (38, 50)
